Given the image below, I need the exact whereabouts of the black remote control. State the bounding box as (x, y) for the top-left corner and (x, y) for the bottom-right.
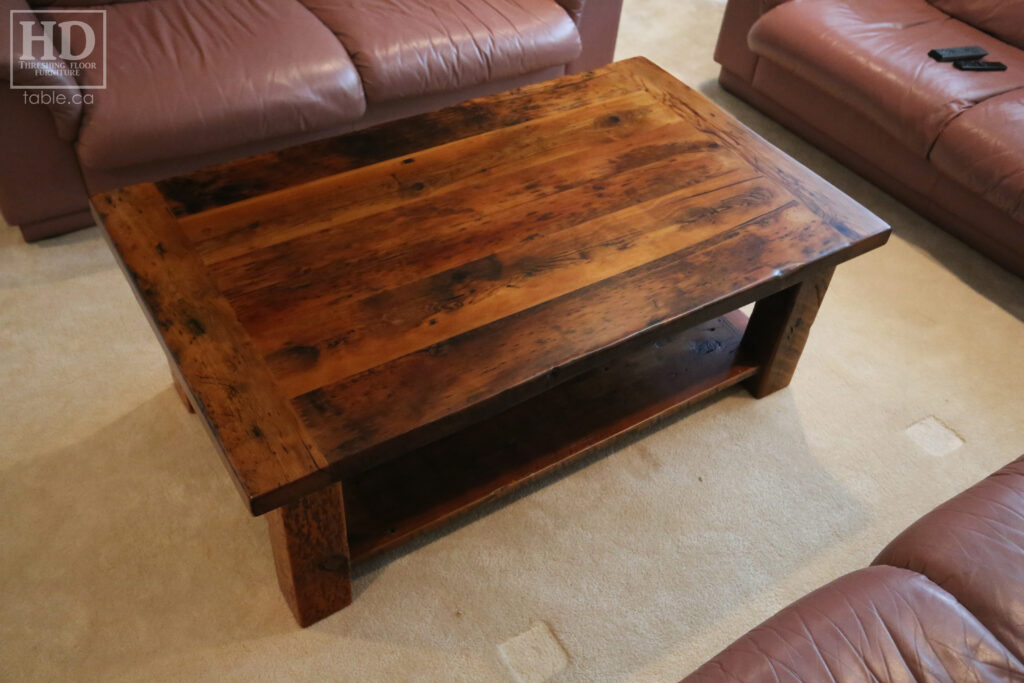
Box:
(954, 60), (1008, 71)
(928, 46), (988, 62)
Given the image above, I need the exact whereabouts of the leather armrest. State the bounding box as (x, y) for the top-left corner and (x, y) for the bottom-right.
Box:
(714, 0), (794, 83)
(565, 0), (623, 73)
(554, 0), (585, 23)
(1, 0), (83, 140)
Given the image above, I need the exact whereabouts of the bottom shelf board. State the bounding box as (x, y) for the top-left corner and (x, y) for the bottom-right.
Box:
(343, 310), (756, 563)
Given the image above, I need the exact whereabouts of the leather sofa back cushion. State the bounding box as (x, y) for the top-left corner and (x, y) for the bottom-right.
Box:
(928, 0), (1024, 49)
(299, 0), (581, 103)
(71, 0), (367, 170)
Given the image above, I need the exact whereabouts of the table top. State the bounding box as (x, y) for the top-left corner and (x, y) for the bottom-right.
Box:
(93, 57), (889, 515)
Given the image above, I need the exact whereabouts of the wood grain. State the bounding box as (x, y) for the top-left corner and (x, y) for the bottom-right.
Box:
(217, 127), (747, 328)
(621, 57), (890, 252)
(94, 57), (890, 515)
(181, 92), (681, 262)
(199, 101), (698, 307)
(294, 199), (848, 474)
(343, 312), (755, 562)
(740, 268), (834, 397)
(157, 66), (640, 216)
(267, 484), (351, 627)
(265, 176), (777, 397)
(93, 185), (331, 515)
(95, 58), (890, 625)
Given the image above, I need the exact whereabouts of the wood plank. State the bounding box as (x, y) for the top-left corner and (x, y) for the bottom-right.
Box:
(156, 66), (641, 216)
(199, 92), (685, 300)
(343, 312), (755, 563)
(621, 57), (890, 250)
(215, 127), (749, 326)
(181, 92), (681, 261)
(222, 121), (725, 300)
(92, 185), (331, 515)
(293, 198), (852, 474)
(264, 177), (787, 398)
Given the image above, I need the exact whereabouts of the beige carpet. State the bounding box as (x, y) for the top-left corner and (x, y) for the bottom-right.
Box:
(2, 1), (1023, 680)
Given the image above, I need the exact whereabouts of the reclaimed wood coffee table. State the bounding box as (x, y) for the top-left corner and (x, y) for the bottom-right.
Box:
(93, 58), (889, 626)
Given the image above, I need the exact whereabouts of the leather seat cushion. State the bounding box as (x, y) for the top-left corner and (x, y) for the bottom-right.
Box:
(931, 90), (1024, 223)
(683, 566), (1024, 682)
(749, 0), (1024, 156)
(927, 0), (1024, 50)
(874, 455), (1024, 663)
(70, 0), (366, 169)
(297, 0), (582, 102)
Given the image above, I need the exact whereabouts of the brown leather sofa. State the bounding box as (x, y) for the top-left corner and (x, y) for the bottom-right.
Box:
(0, 0), (623, 241)
(715, 0), (1024, 277)
(684, 455), (1024, 680)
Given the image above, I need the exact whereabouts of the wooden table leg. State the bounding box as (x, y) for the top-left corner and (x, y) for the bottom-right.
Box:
(267, 483), (353, 626)
(740, 268), (834, 398)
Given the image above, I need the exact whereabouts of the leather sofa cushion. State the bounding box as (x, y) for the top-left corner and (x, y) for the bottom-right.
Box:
(931, 89), (1024, 223)
(928, 0), (1024, 50)
(875, 455), (1024, 663)
(298, 0), (581, 102)
(683, 566), (1024, 682)
(71, 0), (366, 170)
(749, 0), (1024, 156)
